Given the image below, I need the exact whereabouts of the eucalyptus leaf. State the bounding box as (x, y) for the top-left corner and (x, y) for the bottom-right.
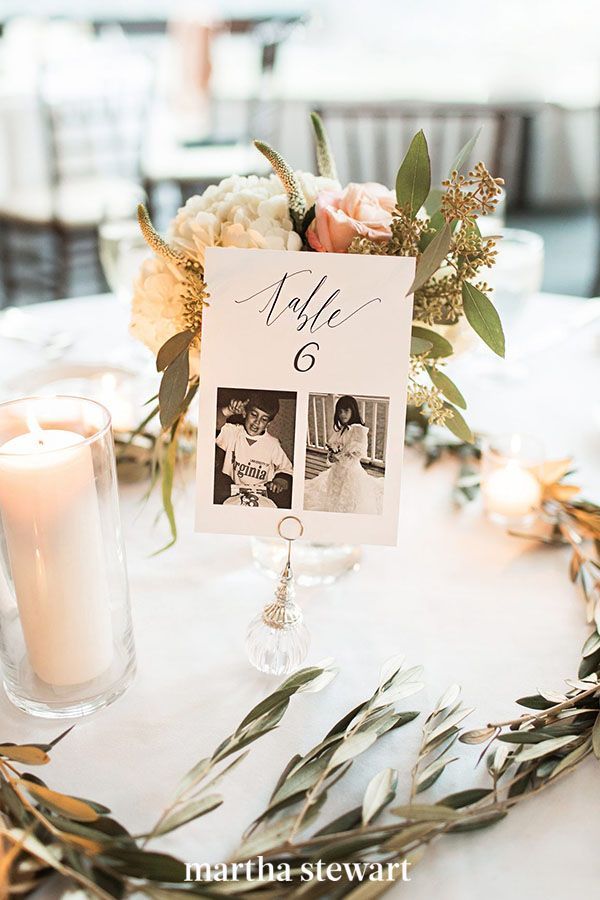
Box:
(443, 403), (474, 444)
(410, 336), (433, 357)
(157, 434), (177, 552)
(450, 127), (482, 175)
(159, 352), (190, 430)
(408, 223), (452, 294)
(418, 215), (441, 254)
(423, 189), (443, 217)
(156, 331), (194, 373)
(462, 282), (505, 358)
(427, 367), (466, 410)
(411, 325), (453, 359)
(396, 130), (431, 217)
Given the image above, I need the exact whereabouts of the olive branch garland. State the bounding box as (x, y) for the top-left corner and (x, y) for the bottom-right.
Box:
(2, 458), (600, 897)
(132, 115), (505, 549)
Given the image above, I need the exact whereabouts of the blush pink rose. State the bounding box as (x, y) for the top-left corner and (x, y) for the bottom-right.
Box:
(307, 182), (396, 253)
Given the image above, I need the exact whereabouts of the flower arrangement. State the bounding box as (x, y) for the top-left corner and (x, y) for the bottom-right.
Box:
(131, 114), (504, 543)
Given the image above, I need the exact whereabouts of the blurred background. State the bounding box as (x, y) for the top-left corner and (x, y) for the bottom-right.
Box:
(0, 0), (599, 310)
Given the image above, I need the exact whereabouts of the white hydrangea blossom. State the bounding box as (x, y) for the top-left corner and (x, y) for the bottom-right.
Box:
(130, 172), (339, 372)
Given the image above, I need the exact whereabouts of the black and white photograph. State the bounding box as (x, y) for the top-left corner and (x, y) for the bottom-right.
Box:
(304, 393), (388, 514)
(213, 388), (296, 509)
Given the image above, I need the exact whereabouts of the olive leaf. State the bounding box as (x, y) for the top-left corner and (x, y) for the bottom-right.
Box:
(21, 781), (100, 823)
(0, 745), (49, 766)
(448, 810), (507, 832)
(516, 735), (579, 762)
(391, 803), (460, 822)
(361, 769), (398, 826)
(593, 712), (600, 759)
(153, 794), (223, 837)
(462, 282), (505, 358)
(416, 756), (459, 791)
(459, 727), (497, 745)
(396, 130), (431, 218)
(330, 732), (378, 767)
(439, 788), (492, 809)
(98, 849), (187, 882)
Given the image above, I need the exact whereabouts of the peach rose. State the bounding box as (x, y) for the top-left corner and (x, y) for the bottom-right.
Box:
(307, 182), (396, 253)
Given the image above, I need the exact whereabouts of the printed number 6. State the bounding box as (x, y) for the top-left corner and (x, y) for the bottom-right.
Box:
(294, 341), (319, 373)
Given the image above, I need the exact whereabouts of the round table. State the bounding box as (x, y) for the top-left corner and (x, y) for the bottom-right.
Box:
(1, 292), (599, 898)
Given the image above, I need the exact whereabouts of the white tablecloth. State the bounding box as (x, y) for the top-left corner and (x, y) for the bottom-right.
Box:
(0, 293), (599, 898)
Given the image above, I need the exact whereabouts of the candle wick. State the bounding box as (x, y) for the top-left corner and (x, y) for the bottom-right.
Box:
(37, 438), (44, 448)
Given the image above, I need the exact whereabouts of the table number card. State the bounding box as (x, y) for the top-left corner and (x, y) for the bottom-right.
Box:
(195, 248), (415, 545)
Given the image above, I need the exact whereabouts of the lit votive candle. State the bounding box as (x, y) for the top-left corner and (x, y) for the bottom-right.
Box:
(0, 416), (114, 686)
(95, 372), (135, 434)
(481, 434), (543, 527)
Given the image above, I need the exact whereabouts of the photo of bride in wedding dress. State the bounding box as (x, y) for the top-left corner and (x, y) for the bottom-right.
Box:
(303, 394), (387, 515)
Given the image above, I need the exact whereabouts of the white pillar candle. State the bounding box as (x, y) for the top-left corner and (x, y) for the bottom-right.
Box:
(482, 460), (542, 519)
(0, 427), (114, 686)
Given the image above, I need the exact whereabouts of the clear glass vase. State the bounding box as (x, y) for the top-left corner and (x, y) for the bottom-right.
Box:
(251, 538), (362, 586)
(0, 396), (136, 718)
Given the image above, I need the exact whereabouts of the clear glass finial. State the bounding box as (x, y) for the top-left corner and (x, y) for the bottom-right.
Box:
(246, 550), (310, 675)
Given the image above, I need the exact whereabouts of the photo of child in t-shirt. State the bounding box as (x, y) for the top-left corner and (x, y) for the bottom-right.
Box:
(213, 390), (295, 509)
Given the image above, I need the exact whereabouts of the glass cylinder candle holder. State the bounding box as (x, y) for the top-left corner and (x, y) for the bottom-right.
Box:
(481, 433), (543, 528)
(0, 396), (136, 718)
